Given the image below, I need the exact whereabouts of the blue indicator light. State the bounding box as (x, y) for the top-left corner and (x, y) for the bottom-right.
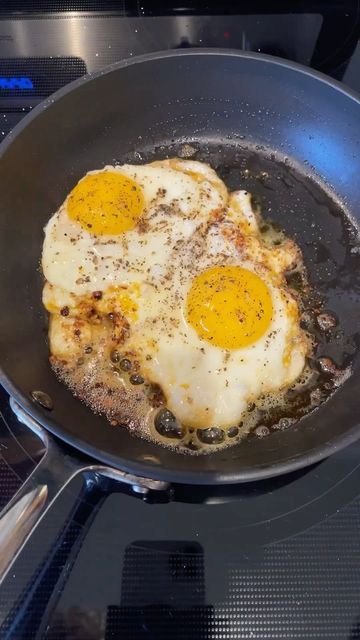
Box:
(0, 76), (34, 89)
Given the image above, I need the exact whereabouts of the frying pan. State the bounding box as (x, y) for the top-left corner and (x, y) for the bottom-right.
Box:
(0, 50), (359, 578)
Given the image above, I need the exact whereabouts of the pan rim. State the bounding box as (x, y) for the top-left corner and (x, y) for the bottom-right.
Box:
(0, 48), (359, 163)
(0, 48), (359, 485)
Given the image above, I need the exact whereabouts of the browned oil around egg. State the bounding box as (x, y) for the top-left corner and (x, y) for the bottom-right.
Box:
(51, 144), (358, 455)
(147, 219), (345, 454)
(52, 210), (345, 456)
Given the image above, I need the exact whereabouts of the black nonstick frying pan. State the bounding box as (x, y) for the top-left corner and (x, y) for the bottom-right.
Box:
(0, 49), (359, 499)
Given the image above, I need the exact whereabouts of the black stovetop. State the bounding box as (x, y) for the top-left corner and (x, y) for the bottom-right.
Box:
(0, 3), (360, 639)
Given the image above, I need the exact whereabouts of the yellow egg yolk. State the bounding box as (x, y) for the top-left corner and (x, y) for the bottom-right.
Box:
(186, 265), (273, 349)
(67, 172), (144, 235)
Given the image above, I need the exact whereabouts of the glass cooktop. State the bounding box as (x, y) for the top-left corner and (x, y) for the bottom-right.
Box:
(0, 2), (359, 638)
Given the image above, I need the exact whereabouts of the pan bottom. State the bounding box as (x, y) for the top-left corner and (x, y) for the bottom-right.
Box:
(45, 140), (359, 455)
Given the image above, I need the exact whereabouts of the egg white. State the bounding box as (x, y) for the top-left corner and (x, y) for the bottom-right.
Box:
(42, 160), (226, 294)
(123, 224), (307, 428)
(43, 159), (308, 433)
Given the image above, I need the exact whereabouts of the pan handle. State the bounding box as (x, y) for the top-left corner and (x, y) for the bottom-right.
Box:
(0, 398), (168, 584)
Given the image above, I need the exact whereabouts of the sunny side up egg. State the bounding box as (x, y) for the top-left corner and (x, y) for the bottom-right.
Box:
(42, 158), (310, 452)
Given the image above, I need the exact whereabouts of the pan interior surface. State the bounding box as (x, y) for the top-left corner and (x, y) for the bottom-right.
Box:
(0, 51), (359, 483)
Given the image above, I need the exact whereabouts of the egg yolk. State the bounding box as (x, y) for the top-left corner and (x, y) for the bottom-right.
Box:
(67, 172), (144, 235)
(186, 265), (273, 349)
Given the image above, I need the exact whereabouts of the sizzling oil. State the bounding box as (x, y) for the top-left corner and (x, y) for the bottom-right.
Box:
(51, 143), (359, 455)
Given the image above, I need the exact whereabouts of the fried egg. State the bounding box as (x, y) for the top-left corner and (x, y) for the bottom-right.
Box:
(42, 159), (227, 294)
(42, 158), (310, 452)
